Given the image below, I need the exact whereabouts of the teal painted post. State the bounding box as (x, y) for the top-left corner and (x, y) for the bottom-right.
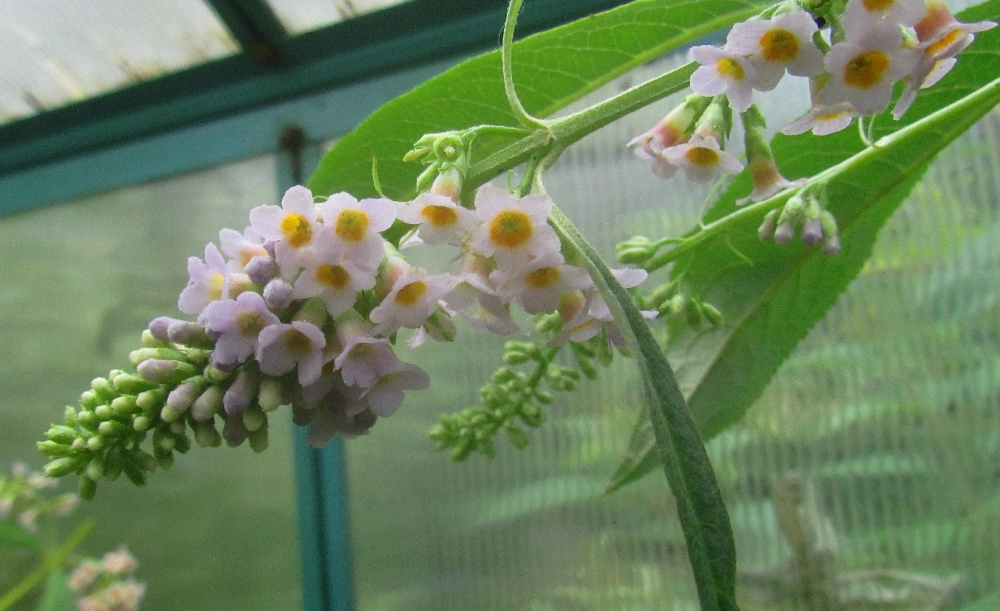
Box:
(279, 135), (355, 611)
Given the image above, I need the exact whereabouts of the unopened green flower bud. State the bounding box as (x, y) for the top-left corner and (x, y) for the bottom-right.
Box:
(758, 209), (780, 241)
(141, 329), (170, 348)
(701, 302), (724, 327)
(128, 347), (186, 367)
(203, 365), (233, 384)
(249, 424), (269, 453)
(37, 440), (74, 457)
(502, 350), (530, 365)
(136, 388), (167, 411)
(491, 368), (516, 384)
(98, 420), (128, 437)
(80, 390), (101, 410)
(664, 293), (687, 317)
(686, 298), (704, 328)
(64, 406), (78, 427)
(45, 425), (78, 445)
(85, 456), (105, 480)
(160, 405), (184, 423)
(86, 435), (104, 451)
(191, 385), (225, 421)
(77, 410), (99, 431)
(133, 416), (151, 432)
(110, 395), (138, 416)
(821, 233), (842, 257)
(166, 320), (214, 349)
(94, 404), (113, 420)
(242, 404), (266, 432)
(45, 456), (88, 478)
(193, 420), (222, 448)
(79, 476), (97, 501)
(506, 426), (529, 449)
(112, 373), (157, 395)
(257, 376), (284, 413)
(90, 377), (116, 400)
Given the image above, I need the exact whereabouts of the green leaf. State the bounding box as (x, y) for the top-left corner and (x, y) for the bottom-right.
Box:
(956, 590), (1000, 611)
(0, 520), (39, 550)
(34, 569), (75, 611)
(550, 205), (739, 611)
(608, 0), (1000, 492)
(307, 0), (769, 200)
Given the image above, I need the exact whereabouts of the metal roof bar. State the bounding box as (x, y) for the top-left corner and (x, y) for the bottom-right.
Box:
(0, 0), (627, 178)
(204, 0), (288, 65)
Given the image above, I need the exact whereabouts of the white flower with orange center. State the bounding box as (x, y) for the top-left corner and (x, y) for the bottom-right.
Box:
(292, 232), (376, 318)
(361, 361), (430, 417)
(549, 268), (653, 347)
(219, 227), (268, 273)
(689, 46), (758, 112)
(397, 193), (478, 247)
(490, 251), (593, 315)
(662, 135), (744, 183)
(726, 11), (824, 91)
(369, 267), (458, 337)
(256, 321), (326, 386)
(468, 183), (561, 267)
(843, 0), (927, 29)
(820, 21), (919, 115)
(333, 317), (403, 388)
(178, 243), (231, 316)
(319, 192), (395, 270)
(249, 185), (318, 277)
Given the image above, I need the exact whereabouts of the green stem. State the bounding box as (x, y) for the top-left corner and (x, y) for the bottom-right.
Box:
(546, 197), (738, 611)
(502, 0), (549, 130)
(0, 519), (94, 611)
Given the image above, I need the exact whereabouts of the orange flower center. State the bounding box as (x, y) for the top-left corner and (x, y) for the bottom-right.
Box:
(335, 210), (370, 242)
(395, 281), (427, 306)
(863, 0), (895, 11)
(925, 29), (964, 58)
(280, 213), (312, 248)
(208, 273), (225, 301)
(525, 267), (561, 289)
(316, 264), (351, 290)
(760, 28), (800, 62)
(716, 57), (745, 80)
(686, 147), (719, 167)
(420, 205), (459, 227)
(844, 50), (890, 89)
(489, 210), (533, 248)
(235, 310), (267, 337)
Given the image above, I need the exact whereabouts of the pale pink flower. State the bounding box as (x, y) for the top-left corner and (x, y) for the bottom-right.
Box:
(662, 135), (744, 183)
(319, 193), (395, 270)
(549, 268), (653, 347)
(843, 0), (928, 29)
(490, 251), (593, 315)
(69, 560), (101, 593)
(689, 45), (758, 112)
(726, 11), (824, 90)
(820, 20), (920, 115)
(219, 227), (268, 273)
(256, 321), (326, 386)
(627, 97), (709, 178)
(249, 185), (318, 276)
(178, 243), (230, 316)
(361, 362), (430, 417)
(201, 291), (280, 366)
(369, 267), (458, 336)
(397, 193), (478, 247)
(333, 318), (402, 389)
(101, 547), (138, 575)
(293, 232), (377, 318)
(468, 184), (561, 267)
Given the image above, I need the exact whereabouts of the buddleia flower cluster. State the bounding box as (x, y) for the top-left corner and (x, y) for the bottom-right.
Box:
(629, 0), (994, 246)
(38, 135), (651, 494)
(69, 547), (146, 611)
(0, 462), (78, 532)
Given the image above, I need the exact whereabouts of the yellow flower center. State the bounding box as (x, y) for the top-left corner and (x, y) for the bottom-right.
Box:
(335, 209), (370, 242)
(420, 205), (459, 227)
(716, 57), (745, 80)
(844, 50), (890, 89)
(862, 0), (895, 11)
(283, 328), (313, 356)
(235, 310), (266, 337)
(525, 267), (561, 289)
(316, 264), (351, 289)
(395, 281), (427, 306)
(816, 109), (852, 123)
(238, 245), (268, 268)
(489, 210), (533, 249)
(760, 28), (800, 62)
(208, 273), (225, 301)
(280, 213), (312, 248)
(686, 147), (719, 167)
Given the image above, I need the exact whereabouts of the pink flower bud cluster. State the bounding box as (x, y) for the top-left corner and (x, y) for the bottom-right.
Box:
(69, 547), (146, 611)
(0, 462), (77, 533)
(170, 179), (647, 446)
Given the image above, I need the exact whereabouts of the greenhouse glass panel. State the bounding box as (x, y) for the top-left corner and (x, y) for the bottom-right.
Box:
(0, 155), (301, 611)
(0, 0), (237, 125)
(266, 0), (415, 35)
(343, 48), (1000, 610)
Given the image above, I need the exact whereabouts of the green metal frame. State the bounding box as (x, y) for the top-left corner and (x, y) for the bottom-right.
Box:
(0, 2), (631, 610)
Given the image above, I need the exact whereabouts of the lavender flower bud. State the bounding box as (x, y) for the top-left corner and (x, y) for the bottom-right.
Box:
(258, 376), (284, 413)
(264, 278), (293, 310)
(167, 320), (213, 348)
(758, 209), (779, 241)
(191, 386), (225, 421)
(223, 415), (249, 447)
(800, 218), (823, 246)
(774, 221), (795, 246)
(166, 379), (203, 413)
(224, 370), (258, 415)
(245, 256), (277, 285)
(137, 359), (197, 384)
(263, 240), (277, 259)
(148, 317), (181, 342)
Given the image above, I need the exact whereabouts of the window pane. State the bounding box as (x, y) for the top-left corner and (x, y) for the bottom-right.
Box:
(266, 0), (415, 35)
(0, 156), (301, 611)
(0, 0), (237, 125)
